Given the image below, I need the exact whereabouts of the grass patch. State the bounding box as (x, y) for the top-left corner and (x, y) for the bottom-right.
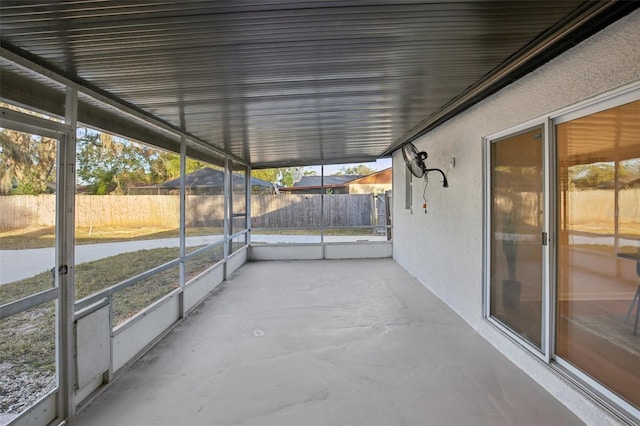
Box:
(253, 227), (374, 236)
(75, 247), (183, 302)
(0, 226), (56, 249)
(0, 301), (56, 373)
(0, 226), (224, 250)
(0, 247), (183, 305)
(1, 246), (222, 309)
(0, 245), (223, 380)
(0, 226), (377, 250)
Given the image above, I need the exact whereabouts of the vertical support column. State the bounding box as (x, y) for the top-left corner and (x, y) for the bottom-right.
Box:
(385, 191), (392, 240)
(370, 194), (376, 235)
(320, 165), (325, 258)
(223, 157), (230, 275)
(57, 87), (77, 422)
(178, 136), (186, 318)
(246, 165), (252, 247)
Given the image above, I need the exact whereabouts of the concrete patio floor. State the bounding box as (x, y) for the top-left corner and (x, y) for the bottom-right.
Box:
(75, 259), (583, 426)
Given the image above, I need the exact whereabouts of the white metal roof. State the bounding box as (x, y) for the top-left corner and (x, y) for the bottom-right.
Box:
(1, 1), (636, 167)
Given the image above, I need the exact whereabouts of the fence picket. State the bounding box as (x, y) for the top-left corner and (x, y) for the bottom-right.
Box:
(0, 193), (381, 230)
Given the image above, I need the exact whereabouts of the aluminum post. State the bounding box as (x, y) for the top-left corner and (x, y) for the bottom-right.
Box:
(223, 157), (230, 270)
(245, 165), (251, 247)
(179, 136), (186, 317)
(57, 87), (77, 422)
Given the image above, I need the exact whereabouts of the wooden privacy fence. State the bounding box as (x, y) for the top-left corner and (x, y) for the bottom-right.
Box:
(0, 193), (378, 230)
(567, 189), (640, 227)
(0, 195), (183, 229)
(0, 195), (55, 230)
(2, 190), (638, 232)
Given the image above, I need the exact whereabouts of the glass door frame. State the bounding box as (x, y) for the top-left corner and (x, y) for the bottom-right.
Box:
(483, 118), (552, 362)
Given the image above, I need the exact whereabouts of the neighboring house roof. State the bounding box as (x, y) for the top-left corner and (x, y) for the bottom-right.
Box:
(625, 177), (640, 188)
(292, 175), (361, 188)
(145, 167), (275, 190)
(345, 168), (392, 185)
(596, 176), (640, 190)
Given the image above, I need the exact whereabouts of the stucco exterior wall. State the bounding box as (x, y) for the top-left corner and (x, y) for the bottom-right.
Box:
(392, 9), (640, 425)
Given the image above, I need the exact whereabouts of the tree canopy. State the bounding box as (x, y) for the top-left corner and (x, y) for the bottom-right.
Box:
(76, 129), (206, 194)
(569, 161), (640, 189)
(2, 121), (387, 196)
(252, 167), (316, 188)
(335, 164), (376, 176)
(0, 128), (57, 195)
(0, 126), (176, 195)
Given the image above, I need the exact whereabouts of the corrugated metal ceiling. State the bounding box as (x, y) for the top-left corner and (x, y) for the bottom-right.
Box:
(0, 1), (635, 167)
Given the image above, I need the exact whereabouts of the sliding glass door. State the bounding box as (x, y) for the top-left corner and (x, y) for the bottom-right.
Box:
(488, 126), (546, 350)
(555, 99), (640, 410)
(486, 91), (640, 418)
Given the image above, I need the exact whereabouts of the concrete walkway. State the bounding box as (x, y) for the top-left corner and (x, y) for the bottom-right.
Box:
(0, 235), (387, 285)
(76, 259), (583, 426)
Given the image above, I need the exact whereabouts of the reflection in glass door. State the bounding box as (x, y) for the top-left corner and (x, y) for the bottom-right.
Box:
(556, 99), (640, 409)
(489, 126), (545, 349)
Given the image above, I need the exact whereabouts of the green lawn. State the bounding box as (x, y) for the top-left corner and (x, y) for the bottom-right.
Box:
(0, 225), (376, 250)
(252, 227), (374, 236)
(0, 245), (222, 379)
(0, 226), (224, 250)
